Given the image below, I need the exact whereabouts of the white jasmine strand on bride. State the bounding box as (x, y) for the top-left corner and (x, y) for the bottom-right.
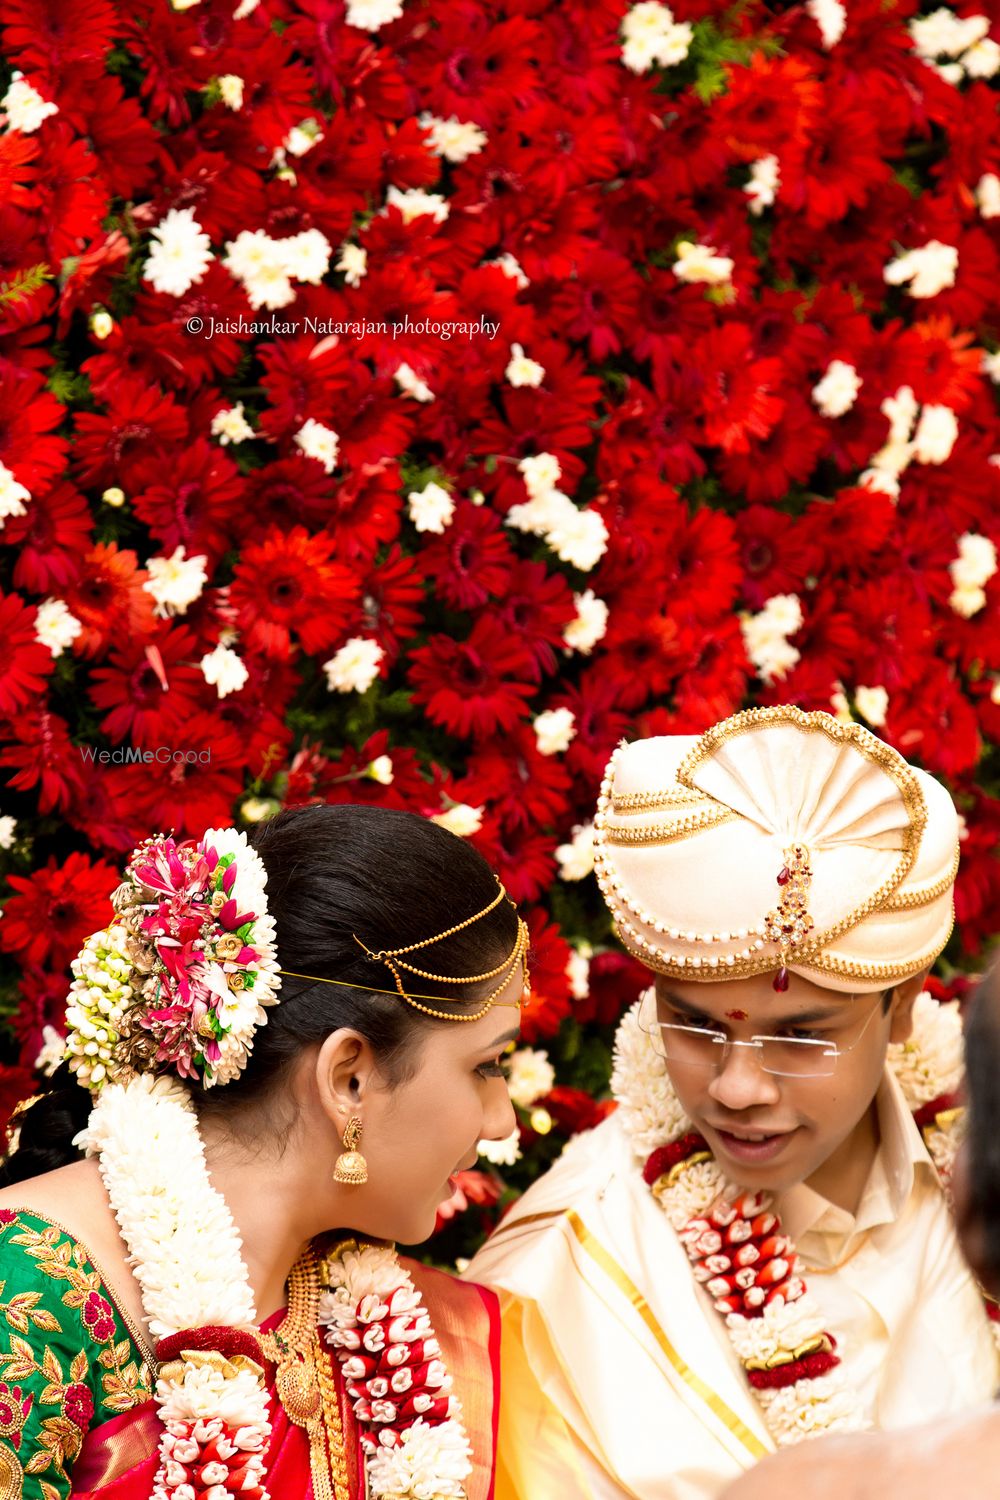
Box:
(77, 1076), (258, 1337)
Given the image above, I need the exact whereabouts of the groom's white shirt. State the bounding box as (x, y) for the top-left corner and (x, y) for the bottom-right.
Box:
(467, 1069), (999, 1500)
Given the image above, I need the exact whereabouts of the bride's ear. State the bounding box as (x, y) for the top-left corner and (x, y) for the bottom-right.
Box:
(314, 1028), (378, 1123)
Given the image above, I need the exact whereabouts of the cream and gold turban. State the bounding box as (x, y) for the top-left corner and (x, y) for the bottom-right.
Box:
(592, 706), (960, 993)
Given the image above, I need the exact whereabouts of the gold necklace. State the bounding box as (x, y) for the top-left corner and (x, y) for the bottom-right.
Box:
(258, 1244), (352, 1500)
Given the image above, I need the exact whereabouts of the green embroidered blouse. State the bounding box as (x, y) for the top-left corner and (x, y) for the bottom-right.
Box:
(0, 1209), (152, 1500)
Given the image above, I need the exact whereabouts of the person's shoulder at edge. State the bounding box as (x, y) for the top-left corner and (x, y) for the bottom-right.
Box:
(719, 1405), (1000, 1500)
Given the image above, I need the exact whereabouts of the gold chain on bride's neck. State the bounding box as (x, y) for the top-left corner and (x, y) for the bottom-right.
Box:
(258, 1243), (351, 1500)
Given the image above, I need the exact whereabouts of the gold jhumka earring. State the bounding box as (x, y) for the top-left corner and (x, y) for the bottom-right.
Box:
(332, 1116), (368, 1185)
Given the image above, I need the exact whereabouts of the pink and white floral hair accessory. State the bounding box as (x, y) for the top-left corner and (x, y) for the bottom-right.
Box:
(65, 827), (281, 1091)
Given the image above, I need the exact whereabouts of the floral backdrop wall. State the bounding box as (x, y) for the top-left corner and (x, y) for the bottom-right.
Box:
(1, 0), (999, 1260)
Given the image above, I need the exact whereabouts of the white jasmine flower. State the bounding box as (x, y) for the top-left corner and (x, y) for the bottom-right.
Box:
(336, 242), (367, 287)
(812, 359), (862, 418)
(882, 385), (920, 445)
(556, 822), (596, 881)
(983, 350), (1000, 383)
(741, 596), (803, 684)
(534, 707), (576, 756)
(484, 253), (529, 289)
(564, 590), (609, 654)
(394, 362), (435, 402)
(909, 10), (988, 60)
(975, 173), (1000, 219)
(505, 343), (545, 387)
(218, 74), (244, 109)
(478, 1129), (521, 1166)
(419, 113), (487, 162)
(224, 229), (296, 310)
(546, 504), (609, 571)
(346, 0), (403, 28)
(294, 418), (340, 473)
(385, 185), (449, 225)
(240, 796), (276, 822)
(507, 1048), (555, 1109)
(949, 532), (997, 617)
(759, 593), (803, 636)
(281, 228), (332, 285)
(408, 480), (454, 533)
(829, 683), (853, 725)
(143, 546), (209, 617)
(368, 754), (394, 784)
(884, 241), (958, 300)
(744, 156), (779, 215)
(211, 403), (255, 445)
(34, 598), (82, 658)
(566, 947), (591, 1000)
(0, 814), (17, 851)
(950, 531), (997, 589)
(90, 310), (114, 340)
(806, 0), (845, 48)
(913, 403), (958, 464)
(323, 637), (384, 694)
(673, 240), (734, 286)
(143, 208), (213, 298)
(621, 3), (693, 72)
(518, 452), (562, 499)
(431, 804), (484, 837)
(1, 72), (58, 133)
(0, 461), (30, 526)
(284, 119), (323, 156)
(854, 685), (889, 726)
(962, 36), (1000, 77)
(200, 644), (249, 698)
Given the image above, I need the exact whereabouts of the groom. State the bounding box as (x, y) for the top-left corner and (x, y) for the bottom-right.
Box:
(469, 706), (998, 1499)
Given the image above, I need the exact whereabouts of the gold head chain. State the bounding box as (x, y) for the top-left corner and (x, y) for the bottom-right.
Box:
(278, 878), (530, 1021)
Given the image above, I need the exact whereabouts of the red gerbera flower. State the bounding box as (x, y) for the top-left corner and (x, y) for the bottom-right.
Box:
(150, 150), (267, 247)
(103, 713), (248, 843)
(736, 503), (823, 610)
(474, 818), (558, 906)
(63, 541), (156, 660)
(692, 326), (786, 455)
(56, 227), (131, 339)
(120, 6), (212, 129)
(58, 72), (160, 201)
(354, 544), (424, 660)
(223, 34), (315, 152)
(492, 561), (577, 680)
(88, 625), (207, 748)
(230, 526), (360, 661)
(3, 479), (92, 594)
(0, 589), (54, 717)
(257, 334), (353, 444)
(0, 705), (86, 813)
(453, 723), (572, 833)
(717, 393), (828, 503)
(408, 617), (537, 740)
(0, 850), (117, 972)
(406, 8), (546, 128)
(779, 97), (891, 228)
(0, 367), (66, 492)
(0, 125), (40, 211)
(131, 440), (245, 567)
(218, 654), (299, 781)
(418, 504), (515, 611)
(549, 248), (642, 362)
(1, 0), (117, 79)
(886, 662), (982, 779)
(73, 378), (188, 492)
(518, 909), (573, 1043)
(34, 123), (107, 264)
(11, 967), (70, 1071)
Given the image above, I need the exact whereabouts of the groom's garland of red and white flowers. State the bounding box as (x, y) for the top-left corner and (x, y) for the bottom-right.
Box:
(611, 989), (995, 1447)
(76, 1078), (474, 1500)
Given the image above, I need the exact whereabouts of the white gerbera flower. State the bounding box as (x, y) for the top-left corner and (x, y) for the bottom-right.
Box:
(323, 637), (384, 694)
(673, 241), (734, 286)
(430, 804), (483, 837)
(744, 156), (780, 216)
(200, 643), (249, 698)
(294, 418), (340, 473)
(812, 360), (862, 418)
(507, 1048), (555, 1108)
(385, 185), (449, 225)
(0, 462), (30, 526)
(556, 822), (596, 881)
(1, 72), (58, 133)
(419, 113), (487, 162)
(884, 241), (958, 299)
(534, 707), (576, 756)
(211, 403), (255, 445)
(505, 343), (545, 387)
(912, 403), (958, 464)
(478, 1129), (522, 1166)
(336, 243), (368, 286)
(564, 590), (609, 654)
(346, 0), (404, 29)
(407, 480), (454, 533)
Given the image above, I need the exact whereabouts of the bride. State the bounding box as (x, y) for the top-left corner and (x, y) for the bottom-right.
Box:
(0, 803), (527, 1500)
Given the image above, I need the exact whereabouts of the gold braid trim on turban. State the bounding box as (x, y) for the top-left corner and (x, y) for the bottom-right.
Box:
(592, 706), (960, 993)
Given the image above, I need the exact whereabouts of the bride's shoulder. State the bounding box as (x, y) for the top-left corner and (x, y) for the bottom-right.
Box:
(0, 1157), (108, 1237)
